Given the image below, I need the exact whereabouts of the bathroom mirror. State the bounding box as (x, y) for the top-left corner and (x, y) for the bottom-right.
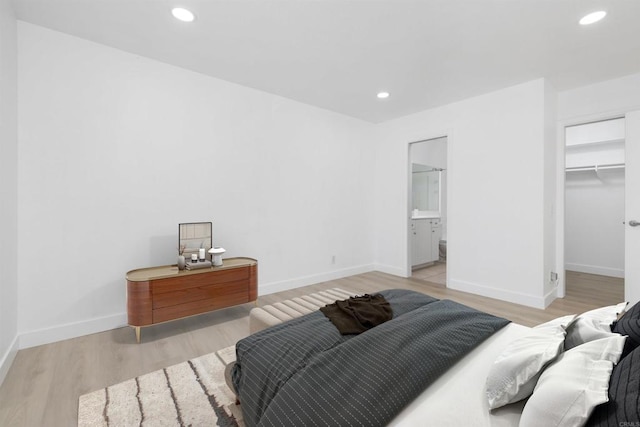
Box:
(179, 222), (212, 261)
(412, 164), (440, 212)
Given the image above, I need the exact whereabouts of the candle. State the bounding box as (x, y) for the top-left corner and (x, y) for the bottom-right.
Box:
(199, 248), (205, 261)
(191, 253), (198, 262)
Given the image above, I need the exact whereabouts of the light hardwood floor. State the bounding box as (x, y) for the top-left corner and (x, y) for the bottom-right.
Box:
(0, 270), (624, 426)
(411, 262), (446, 285)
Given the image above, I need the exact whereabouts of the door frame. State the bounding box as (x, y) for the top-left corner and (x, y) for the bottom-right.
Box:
(556, 110), (627, 298)
(406, 134), (450, 278)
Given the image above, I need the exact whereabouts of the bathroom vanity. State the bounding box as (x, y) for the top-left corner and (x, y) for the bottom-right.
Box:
(411, 217), (441, 268)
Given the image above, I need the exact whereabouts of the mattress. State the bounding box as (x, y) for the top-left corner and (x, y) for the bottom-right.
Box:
(390, 322), (531, 426)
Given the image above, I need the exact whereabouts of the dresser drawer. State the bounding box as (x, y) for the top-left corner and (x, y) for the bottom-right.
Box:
(152, 281), (249, 323)
(151, 267), (249, 294)
(152, 279), (248, 309)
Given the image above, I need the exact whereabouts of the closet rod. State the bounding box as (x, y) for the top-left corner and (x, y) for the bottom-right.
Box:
(565, 162), (625, 172)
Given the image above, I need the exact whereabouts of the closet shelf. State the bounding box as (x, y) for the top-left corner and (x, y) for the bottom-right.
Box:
(565, 138), (624, 148)
(565, 163), (625, 172)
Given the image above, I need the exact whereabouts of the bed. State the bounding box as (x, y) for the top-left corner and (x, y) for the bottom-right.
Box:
(390, 322), (529, 426)
(230, 288), (639, 427)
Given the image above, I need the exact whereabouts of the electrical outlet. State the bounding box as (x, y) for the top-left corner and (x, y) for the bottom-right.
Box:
(331, 255), (336, 264)
(550, 271), (558, 282)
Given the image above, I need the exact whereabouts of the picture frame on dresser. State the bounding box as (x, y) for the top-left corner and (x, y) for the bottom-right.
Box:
(179, 221), (213, 261)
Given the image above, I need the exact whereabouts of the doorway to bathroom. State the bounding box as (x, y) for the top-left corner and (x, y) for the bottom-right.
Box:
(408, 136), (447, 285)
(564, 118), (625, 297)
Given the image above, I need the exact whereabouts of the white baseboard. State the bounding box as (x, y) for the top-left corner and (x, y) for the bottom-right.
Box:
(373, 263), (408, 278)
(0, 335), (19, 387)
(565, 263), (624, 279)
(258, 264), (375, 296)
(19, 312), (128, 350)
(448, 279), (547, 309)
(544, 285), (558, 308)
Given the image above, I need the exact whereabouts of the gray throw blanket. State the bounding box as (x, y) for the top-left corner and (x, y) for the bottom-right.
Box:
(233, 289), (509, 427)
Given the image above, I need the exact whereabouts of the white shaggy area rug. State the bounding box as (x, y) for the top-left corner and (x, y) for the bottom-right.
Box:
(78, 350), (242, 427)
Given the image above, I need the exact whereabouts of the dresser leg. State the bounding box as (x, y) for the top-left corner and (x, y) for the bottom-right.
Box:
(135, 326), (141, 343)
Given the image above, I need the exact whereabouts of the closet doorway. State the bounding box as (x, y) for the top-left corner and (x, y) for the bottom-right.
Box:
(564, 118), (625, 297)
(408, 136), (447, 285)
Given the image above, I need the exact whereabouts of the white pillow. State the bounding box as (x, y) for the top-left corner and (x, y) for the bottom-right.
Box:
(519, 335), (626, 427)
(580, 302), (628, 324)
(534, 314), (577, 332)
(485, 324), (566, 409)
(565, 302), (627, 350)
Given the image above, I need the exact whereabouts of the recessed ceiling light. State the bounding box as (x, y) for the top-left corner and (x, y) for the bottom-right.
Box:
(579, 11), (606, 25)
(172, 7), (195, 22)
(377, 92), (390, 99)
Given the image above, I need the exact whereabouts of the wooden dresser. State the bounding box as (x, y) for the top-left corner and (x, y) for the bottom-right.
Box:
(126, 257), (257, 342)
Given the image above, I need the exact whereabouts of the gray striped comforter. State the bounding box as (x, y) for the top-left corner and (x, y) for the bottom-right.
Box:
(232, 289), (509, 427)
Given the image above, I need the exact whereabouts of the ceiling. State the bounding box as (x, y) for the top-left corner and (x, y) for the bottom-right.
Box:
(11, 0), (640, 123)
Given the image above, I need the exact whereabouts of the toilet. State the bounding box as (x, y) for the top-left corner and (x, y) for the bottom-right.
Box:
(439, 239), (447, 262)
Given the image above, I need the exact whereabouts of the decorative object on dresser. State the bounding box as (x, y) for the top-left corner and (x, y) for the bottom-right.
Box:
(178, 221), (213, 261)
(177, 254), (186, 271)
(126, 257), (257, 343)
(209, 247), (226, 266)
(186, 260), (212, 270)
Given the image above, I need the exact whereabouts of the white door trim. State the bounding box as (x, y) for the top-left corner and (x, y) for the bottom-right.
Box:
(625, 110), (640, 305)
(556, 110), (627, 298)
(406, 133), (450, 278)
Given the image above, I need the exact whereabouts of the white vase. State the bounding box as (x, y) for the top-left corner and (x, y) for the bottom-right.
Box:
(177, 255), (186, 270)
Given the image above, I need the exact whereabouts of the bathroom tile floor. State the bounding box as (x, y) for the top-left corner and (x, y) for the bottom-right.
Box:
(412, 262), (446, 285)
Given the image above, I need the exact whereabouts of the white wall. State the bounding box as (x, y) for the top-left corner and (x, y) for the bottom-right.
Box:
(375, 79), (556, 308)
(17, 22), (376, 348)
(565, 169), (625, 277)
(0, 0), (19, 385)
(558, 73), (640, 122)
